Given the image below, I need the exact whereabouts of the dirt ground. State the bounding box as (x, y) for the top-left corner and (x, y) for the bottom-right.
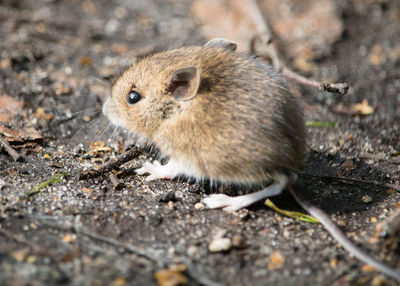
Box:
(0, 0), (399, 285)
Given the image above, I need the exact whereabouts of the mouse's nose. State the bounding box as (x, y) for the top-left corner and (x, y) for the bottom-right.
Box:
(103, 97), (124, 128)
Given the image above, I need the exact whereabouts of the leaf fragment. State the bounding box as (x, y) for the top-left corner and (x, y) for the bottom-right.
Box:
(265, 199), (319, 223)
(306, 121), (336, 127)
(25, 172), (68, 197)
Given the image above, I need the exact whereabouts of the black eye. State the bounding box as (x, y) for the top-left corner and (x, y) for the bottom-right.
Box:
(127, 90), (142, 105)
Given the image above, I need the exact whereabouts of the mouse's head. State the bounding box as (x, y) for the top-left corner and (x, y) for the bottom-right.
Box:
(103, 61), (200, 139)
(103, 38), (237, 140)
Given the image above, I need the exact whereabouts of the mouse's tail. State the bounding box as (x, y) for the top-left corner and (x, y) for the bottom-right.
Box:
(288, 185), (400, 282)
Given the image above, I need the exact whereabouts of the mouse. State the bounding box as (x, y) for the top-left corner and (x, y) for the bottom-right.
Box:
(102, 38), (400, 281)
(103, 38), (305, 211)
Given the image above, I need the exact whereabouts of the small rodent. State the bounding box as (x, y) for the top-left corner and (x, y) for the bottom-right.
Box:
(103, 38), (400, 281)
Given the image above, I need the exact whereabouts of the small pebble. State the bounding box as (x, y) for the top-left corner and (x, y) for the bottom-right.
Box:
(208, 237), (232, 252)
(187, 245), (199, 256)
(362, 195), (373, 204)
(194, 203), (205, 210)
(158, 192), (176, 203)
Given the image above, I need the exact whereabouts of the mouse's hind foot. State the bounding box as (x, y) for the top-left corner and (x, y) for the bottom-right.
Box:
(202, 174), (290, 212)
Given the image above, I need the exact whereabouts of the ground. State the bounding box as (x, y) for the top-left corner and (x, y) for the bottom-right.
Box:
(0, 0), (399, 285)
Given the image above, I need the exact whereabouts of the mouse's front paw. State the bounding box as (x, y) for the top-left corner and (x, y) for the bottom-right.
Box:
(136, 160), (173, 181)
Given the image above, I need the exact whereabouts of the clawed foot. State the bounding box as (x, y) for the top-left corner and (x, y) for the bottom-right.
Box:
(202, 194), (245, 212)
(136, 160), (173, 181)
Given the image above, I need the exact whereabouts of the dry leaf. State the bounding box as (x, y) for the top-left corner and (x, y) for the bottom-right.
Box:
(0, 125), (43, 148)
(62, 233), (76, 243)
(79, 56), (92, 66)
(155, 267), (188, 286)
(89, 141), (112, 154)
(362, 264), (376, 272)
(111, 277), (127, 286)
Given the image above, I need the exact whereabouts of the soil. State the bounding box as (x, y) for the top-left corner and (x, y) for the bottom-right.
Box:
(0, 0), (399, 285)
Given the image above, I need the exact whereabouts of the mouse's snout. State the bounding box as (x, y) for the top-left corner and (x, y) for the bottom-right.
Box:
(103, 97), (125, 128)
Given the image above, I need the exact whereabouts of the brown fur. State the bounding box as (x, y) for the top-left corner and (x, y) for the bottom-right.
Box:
(105, 43), (305, 184)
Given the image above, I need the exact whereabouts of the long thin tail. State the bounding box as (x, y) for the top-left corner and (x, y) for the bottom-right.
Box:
(288, 186), (400, 282)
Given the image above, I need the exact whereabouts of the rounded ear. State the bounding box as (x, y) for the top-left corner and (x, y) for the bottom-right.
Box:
(168, 66), (200, 101)
(204, 38), (237, 52)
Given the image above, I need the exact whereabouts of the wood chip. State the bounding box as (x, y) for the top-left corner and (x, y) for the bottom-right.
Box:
(62, 233), (76, 243)
(155, 267), (188, 286)
(350, 99), (374, 115)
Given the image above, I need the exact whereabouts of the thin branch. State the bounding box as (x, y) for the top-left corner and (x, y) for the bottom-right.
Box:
(0, 136), (21, 161)
(79, 147), (141, 180)
(249, 0), (349, 95)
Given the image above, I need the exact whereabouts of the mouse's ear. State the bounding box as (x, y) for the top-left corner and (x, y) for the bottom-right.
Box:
(204, 38), (237, 52)
(168, 66), (200, 101)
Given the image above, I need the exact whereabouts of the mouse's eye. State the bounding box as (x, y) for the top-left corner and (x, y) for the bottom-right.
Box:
(126, 90), (142, 105)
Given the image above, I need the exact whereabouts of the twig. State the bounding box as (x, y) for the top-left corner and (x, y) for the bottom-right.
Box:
(249, 0), (349, 95)
(0, 136), (21, 161)
(302, 173), (400, 191)
(79, 147), (141, 180)
(77, 228), (166, 267)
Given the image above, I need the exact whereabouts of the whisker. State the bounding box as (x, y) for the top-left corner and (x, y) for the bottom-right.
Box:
(67, 108), (101, 118)
(69, 115), (108, 147)
(89, 75), (111, 88)
(107, 126), (119, 144)
(91, 121), (112, 143)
